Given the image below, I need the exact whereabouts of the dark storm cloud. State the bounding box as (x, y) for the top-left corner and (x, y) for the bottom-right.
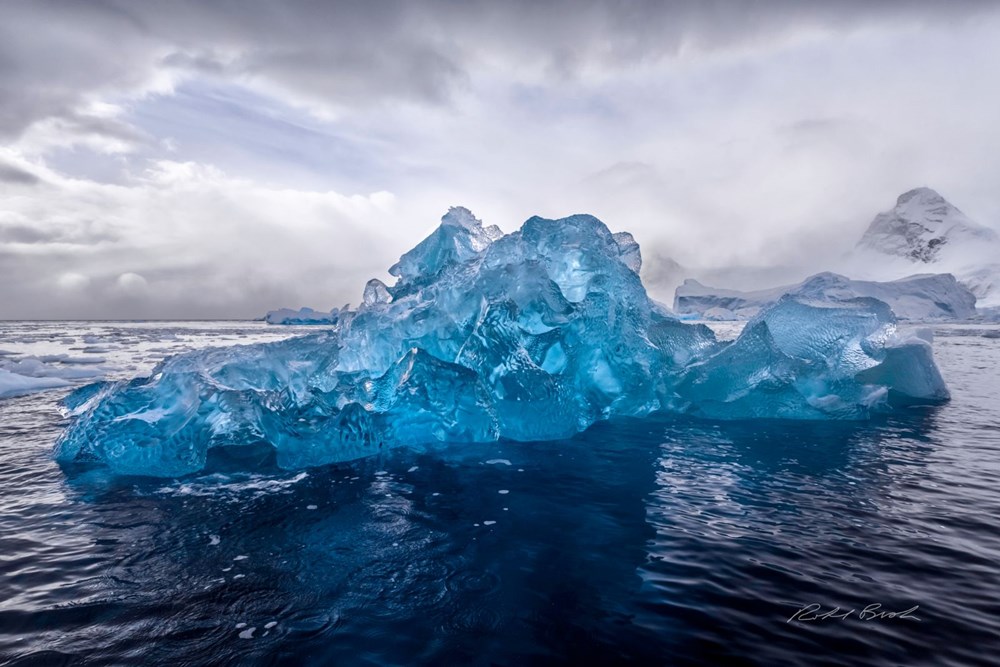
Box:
(0, 2), (161, 140)
(1, 0), (999, 318)
(1, 0), (994, 139)
(0, 224), (51, 243)
(0, 161), (40, 185)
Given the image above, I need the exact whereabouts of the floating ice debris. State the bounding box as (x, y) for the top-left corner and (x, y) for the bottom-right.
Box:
(55, 207), (950, 476)
(209, 534), (220, 546)
(264, 306), (339, 326)
(483, 520), (497, 526)
(265, 621), (277, 629)
(0, 369), (71, 399)
(498, 490), (509, 495)
(306, 504), (317, 510)
(238, 626), (255, 639)
(485, 459), (512, 466)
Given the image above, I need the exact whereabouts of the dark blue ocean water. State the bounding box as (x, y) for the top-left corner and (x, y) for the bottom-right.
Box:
(1, 321), (999, 666)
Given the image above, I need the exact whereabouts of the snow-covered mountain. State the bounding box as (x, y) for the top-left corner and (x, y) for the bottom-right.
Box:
(857, 187), (997, 261)
(849, 187), (1000, 307)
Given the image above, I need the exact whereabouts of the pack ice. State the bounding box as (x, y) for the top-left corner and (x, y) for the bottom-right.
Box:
(55, 208), (950, 476)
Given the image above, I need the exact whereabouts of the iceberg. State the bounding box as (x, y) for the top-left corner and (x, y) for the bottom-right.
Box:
(55, 207), (950, 476)
(263, 306), (340, 325)
(674, 272), (977, 322)
(670, 296), (949, 419)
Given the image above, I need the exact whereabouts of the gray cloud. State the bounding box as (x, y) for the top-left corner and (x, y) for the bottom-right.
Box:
(0, 161), (40, 185)
(2, 0), (996, 138)
(1, 1), (999, 317)
(0, 224), (50, 243)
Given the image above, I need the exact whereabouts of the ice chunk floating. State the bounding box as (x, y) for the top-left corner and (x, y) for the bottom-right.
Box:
(55, 208), (949, 476)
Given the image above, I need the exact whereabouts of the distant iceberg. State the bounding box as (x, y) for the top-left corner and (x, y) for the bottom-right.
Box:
(264, 306), (340, 325)
(56, 207), (950, 476)
(675, 272), (977, 322)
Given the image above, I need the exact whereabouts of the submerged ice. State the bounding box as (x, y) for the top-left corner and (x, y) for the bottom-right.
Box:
(56, 207), (950, 476)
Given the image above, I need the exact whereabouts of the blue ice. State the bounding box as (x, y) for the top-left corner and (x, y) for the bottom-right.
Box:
(55, 207), (949, 476)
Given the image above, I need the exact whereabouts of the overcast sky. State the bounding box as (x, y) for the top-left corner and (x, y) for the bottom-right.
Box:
(2, 0), (999, 318)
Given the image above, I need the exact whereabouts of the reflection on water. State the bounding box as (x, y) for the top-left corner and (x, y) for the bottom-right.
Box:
(1, 322), (999, 666)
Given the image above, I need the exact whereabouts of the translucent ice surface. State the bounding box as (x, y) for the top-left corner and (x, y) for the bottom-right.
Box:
(55, 208), (950, 476)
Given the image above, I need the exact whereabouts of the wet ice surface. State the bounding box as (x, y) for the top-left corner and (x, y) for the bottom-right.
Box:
(52, 211), (954, 477)
(1, 321), (999, 666)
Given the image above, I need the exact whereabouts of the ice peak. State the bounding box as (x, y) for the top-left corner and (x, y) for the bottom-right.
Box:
(441, 206), (482, 231)
(389, 206), (497, 287)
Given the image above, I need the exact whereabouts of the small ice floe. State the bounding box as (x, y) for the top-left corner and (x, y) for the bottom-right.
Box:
(485, 459), (511, 466)
(209, 534), (221, 546)
(498, 490), (509, 495)
(234, 555), (248, 561)
(407, 466), (419, 472)
(41, 354), (107, 365)
(265, 621), (277, 629)
(306, 505), (317, 510)
(483, 520), (496, 526)
(238, 626), (256, 639)
(0, 369), (70, 399)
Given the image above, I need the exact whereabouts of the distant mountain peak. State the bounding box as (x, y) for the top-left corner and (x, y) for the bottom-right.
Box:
(895, 186), (945, 206)
(857, 187), (996, 263)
